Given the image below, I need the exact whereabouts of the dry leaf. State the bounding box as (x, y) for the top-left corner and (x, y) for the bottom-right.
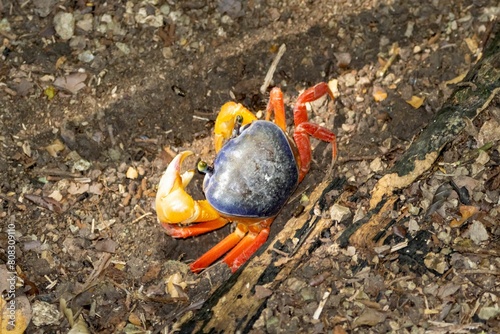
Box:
(68, 315), (90, 334)
(55, 56), (67, 69)
(22, 141), (31, 157)
(352, 308), (387, 327)
(445, 72), (467, 85)
(45, 139), (65, 157)
(0, 265), (31, 333)
(48, 190), (63, 202)
(0, 295), (31, 333)
(15, 78), (33, 96)
(372, 86), (387, 102)
(424, 252), (449, 274)
(465, 36), (479, 54)
(450, 205), (478, 228)
(165, 273), (188, 299)
(24, 194), (63, 213)
(128, 312), (142, 326)
(437, 283), (461, 299)
(463, 220), (489, 244)
(333, 325), (348, 334)
(67, 183), (90, 195)
(89, 183), (103, 195)
(95, 239), (118, 253)
(406, 95), (425, 109)
(478, 305), (500, 320)
(477, 119), (500, 146)
(54, 73), (87, 94)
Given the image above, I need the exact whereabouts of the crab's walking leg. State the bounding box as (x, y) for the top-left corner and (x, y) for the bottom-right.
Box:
(266, 88), (287, 131)
(223, 218), (273, 272)
(294, 124), (337, 181)
(190, 218), (274, 273)
(291, 82), (337, 181)
(189, 223), (248, 273)
(293, 82), (334, 126)
(161, 217), (229, 238)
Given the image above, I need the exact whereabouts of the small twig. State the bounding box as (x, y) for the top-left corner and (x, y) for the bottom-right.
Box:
(376, 42), (400, 77)
(271, 247), (290, 257)
(193, 115), (210, 121)
(462, 269), (500, 276)
(108, 124), (116, 146)
(33, 168), (82, 178)
(337, 154), (380, 162)
(134, 137), (158, 144)
(389, 240), (408, 253)
(388, 275), (415, 286)
(79, 252), (112, 293)
(131, 212), (153, 224)
(260, 43), (286, 94)
(312, 288), (331, 320)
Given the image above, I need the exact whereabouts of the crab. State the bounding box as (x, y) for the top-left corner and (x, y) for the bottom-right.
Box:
(156, 82), (337, 273)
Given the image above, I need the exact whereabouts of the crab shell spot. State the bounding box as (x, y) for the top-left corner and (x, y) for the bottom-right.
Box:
(204, 120), (299, 219)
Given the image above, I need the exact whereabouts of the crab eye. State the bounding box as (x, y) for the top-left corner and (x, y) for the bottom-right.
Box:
(197, 161), (213, 174)
(235, 114), (243, 125)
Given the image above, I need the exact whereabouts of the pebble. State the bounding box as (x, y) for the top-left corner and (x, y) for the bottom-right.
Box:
(126, 166), (139, 179)
(116, 42), (131, 55)
(53, 12), (75, 41)
(330, 204), (351, 222)
(69, 36), (87, 50)
(162, 47), (173, 59)
(300, 286), (317, 302)
(78, 50), (95, 63)
(101, 14), (113, 23)
(73, 158), (92, 172)
(343, 72), (357, 87)
(33, 0), (58, 18)
(77, 14), (94, 32)
(478, 305), (500, 320)
(31, 300), (61, 326)
(0, 18), (11, 34)
(160, 4), (171, 15)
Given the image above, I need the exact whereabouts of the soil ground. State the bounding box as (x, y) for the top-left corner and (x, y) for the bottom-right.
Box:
(0, 0), (499, 333)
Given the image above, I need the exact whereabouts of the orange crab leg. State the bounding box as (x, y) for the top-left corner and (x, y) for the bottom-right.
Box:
(223, 218), (273, 272)
(225, 228), (271, 272)
(161, 217), (229, 238)
(189, 223), (248, 273)
(266, 88), (287, 131)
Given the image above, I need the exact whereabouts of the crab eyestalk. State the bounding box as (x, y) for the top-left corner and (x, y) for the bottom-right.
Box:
(214, 102), (257, 152)
(231, 114), (244, 138)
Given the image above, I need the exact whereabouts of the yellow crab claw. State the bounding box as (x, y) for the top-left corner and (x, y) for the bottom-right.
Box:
(214, 102), (257, 152)
(156, 151), (220, 225)
(156, 151), (195, 224)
